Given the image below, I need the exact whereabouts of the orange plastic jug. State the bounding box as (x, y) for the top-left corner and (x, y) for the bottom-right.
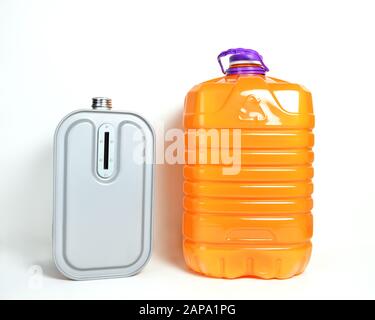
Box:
(183, 48), (314, 279)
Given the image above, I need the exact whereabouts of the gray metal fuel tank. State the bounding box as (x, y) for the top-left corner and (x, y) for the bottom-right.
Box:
(53, 97), (154, 280)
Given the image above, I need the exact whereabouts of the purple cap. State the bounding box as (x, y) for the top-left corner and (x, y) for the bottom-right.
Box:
(217, 48), (269, 75)
(229, 53), (257, 63)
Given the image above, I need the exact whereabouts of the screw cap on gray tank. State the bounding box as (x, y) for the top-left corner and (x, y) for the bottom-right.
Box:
(92, 97), (112, 110)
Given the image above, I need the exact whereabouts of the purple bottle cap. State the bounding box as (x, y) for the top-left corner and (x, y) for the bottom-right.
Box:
(217, 48), (269, 75)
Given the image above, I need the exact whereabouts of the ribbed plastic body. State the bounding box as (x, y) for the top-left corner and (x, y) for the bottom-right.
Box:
(183, 74), (314, 279)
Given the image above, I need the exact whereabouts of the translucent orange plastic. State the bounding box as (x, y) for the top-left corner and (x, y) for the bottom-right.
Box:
(183, 72), (314, 279)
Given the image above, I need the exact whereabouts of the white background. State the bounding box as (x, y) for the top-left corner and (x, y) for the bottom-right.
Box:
(1, 0), (375, 300)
